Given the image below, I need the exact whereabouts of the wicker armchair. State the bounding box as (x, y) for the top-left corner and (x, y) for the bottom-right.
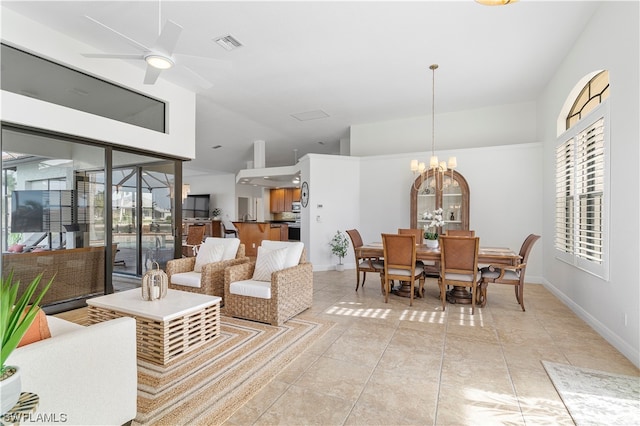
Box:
(224, 241), (312, 326)
(167, 238), (248, 303)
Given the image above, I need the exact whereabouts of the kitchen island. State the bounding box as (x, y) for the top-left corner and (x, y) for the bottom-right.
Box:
(232, 221), (289, 257)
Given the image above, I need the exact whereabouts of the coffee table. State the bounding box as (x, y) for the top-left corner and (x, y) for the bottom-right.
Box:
(87, 289), (221, 365)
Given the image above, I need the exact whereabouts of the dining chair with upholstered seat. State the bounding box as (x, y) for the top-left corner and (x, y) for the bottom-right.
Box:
(221, 219), (239, 238)
(446, 229), (475, 237)
(382, 233), (425, 306)
(398, 228), (423, 244)
(478, 234), (540, 311)
(346, 229), (384, 292)
(439, 235), (480, 314)
(182, 225), (206, 257)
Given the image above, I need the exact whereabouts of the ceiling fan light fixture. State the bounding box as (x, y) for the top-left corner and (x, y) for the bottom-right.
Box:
(145, 54), (174, 70)
(475, 0), (518, 5)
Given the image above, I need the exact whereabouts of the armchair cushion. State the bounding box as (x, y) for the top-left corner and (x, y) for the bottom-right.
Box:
(252, 246), (287, 281)
(194, 242), (224, 272)
(261, 240), (304, 268)
(203, 237), (240, 261)
(229, 279), (272, 299)
(169, 271), (203, 288)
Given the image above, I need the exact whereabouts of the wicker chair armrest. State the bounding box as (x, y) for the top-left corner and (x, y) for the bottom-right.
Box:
(198, 256), (250, 296)
(235, 244), (246, 259)
(166, 257), (197, 277)
(271, 262), (314, 293)
(224, 260), (257, 292)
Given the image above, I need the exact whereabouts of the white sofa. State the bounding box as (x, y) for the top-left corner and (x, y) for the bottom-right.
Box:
(7, 316), (137, 425)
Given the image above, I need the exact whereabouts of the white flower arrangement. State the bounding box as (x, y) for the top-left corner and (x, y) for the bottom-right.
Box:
(422, 208), (445, 240)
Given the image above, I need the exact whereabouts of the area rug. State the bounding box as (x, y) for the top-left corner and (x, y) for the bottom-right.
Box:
(55, 308), (333, 426)
(542, 361), (640, 426)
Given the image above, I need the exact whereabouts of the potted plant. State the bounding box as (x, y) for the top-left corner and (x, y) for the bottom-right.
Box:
(422, 207), (445, 248)
(1, 272), (52, 414)
(329, 230), (349, 272)
(211, 208), (222, 220)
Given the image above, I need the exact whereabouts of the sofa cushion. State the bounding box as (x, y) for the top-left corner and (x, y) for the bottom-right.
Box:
(170, 271), (202, 288)
(252, 246), (287, 282)
(261, 240), (304, 269)
(18, 308), (51, 347)
(204, 237), (240, 260)
(194, 242), (224, 272)
(229, 279), (272, 299)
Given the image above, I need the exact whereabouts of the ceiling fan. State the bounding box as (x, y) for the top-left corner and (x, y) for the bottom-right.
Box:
(81, 4), (227, 87)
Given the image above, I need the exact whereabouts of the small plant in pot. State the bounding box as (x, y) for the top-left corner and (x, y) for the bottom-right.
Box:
(1, 271), (52, 414)
(211, 208), (222, 219)
(329, 230), (349, 272)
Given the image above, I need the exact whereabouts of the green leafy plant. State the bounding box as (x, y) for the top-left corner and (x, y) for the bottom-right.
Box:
(329, 230), (349, 265)
(211, 207), (222, 217)
(1, 271), (52, 376)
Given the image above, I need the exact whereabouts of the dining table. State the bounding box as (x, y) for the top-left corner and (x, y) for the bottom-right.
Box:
(356, 242), (521, 304)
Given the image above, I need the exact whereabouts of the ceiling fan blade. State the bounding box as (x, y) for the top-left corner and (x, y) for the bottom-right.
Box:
(85, 15), (150, 53)
(82, 53), (145, 60)
(180, 65), (214, 89)
(154, 20), (183, 56)
(144, 65), (163, 85)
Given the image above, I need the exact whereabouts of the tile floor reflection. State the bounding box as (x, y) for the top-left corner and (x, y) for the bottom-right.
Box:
(225, 271), (638, 425)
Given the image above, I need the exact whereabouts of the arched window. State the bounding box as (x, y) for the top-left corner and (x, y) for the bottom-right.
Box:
(566, 70), (609, 130)
(555, 71), (609, 280)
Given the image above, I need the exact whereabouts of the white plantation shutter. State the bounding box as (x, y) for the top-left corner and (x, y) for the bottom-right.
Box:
(576, 118), (605, 263)
(555, 109), (608, 279)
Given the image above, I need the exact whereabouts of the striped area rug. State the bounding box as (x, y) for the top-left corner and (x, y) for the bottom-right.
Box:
(132, 314), (333, 425)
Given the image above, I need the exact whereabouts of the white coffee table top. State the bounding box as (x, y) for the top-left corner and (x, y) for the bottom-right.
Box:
(87, 289), (221, 322)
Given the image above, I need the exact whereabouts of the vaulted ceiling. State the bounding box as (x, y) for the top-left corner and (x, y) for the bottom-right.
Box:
(3, 1), (601, 178)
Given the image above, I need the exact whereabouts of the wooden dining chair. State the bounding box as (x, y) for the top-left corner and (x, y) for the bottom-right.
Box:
(346, 229), (384, 292)
(439, 235), (480, 314)
(382, 233), (424, 306)
(398, 228), (423, 244)
(182, 225), (206, 257)
(478, 234), (540, 311)
(446, 229), (475, 237)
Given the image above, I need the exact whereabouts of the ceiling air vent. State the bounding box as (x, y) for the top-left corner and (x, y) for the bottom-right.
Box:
(214, 35), (243, 51)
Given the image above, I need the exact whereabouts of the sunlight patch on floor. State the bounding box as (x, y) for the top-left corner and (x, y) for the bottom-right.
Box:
(324, 302), (390, 319)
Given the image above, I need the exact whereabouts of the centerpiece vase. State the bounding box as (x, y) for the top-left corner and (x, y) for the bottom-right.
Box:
(426, 239), (439, 249)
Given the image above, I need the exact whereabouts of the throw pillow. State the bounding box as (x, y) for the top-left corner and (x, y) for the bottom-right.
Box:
(18, 308), (51, 347)
(7, 244), (25, 253)
(194, 243), (224, 272)
(252, 246), (287, 282)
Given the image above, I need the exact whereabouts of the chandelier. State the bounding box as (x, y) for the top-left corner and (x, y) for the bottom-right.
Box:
(411, 64), (457, 190)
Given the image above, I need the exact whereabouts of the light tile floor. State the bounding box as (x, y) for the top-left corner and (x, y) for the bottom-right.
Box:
(225, 270), (639, 426)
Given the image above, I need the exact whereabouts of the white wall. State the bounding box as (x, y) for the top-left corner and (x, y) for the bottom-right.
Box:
(0, 7), (196, 160)
(184, 173), (236, 220)
(305, 154), (360, 270)
(350, 101), (537, 156)
(537, 1), (639, 367)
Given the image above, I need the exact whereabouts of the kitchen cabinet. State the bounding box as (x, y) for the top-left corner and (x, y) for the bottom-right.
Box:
(270, 188), (301, 213)
(410, 170), (470, 232)
(233, 222), (288, 257)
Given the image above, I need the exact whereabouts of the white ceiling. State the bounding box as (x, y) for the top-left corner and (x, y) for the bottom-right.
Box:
(3, 1), (601, 178)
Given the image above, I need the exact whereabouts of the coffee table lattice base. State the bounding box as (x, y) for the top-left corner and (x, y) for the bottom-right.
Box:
(88, 304), (220, 365)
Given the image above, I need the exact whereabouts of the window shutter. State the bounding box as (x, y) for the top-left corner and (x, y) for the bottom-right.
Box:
(575, 118), (605, 263)
(555, 139), (574, 254)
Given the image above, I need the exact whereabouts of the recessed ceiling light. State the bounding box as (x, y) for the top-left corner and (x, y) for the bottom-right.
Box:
(291, 110), (330, 121)
(214, 35), (243, 51)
